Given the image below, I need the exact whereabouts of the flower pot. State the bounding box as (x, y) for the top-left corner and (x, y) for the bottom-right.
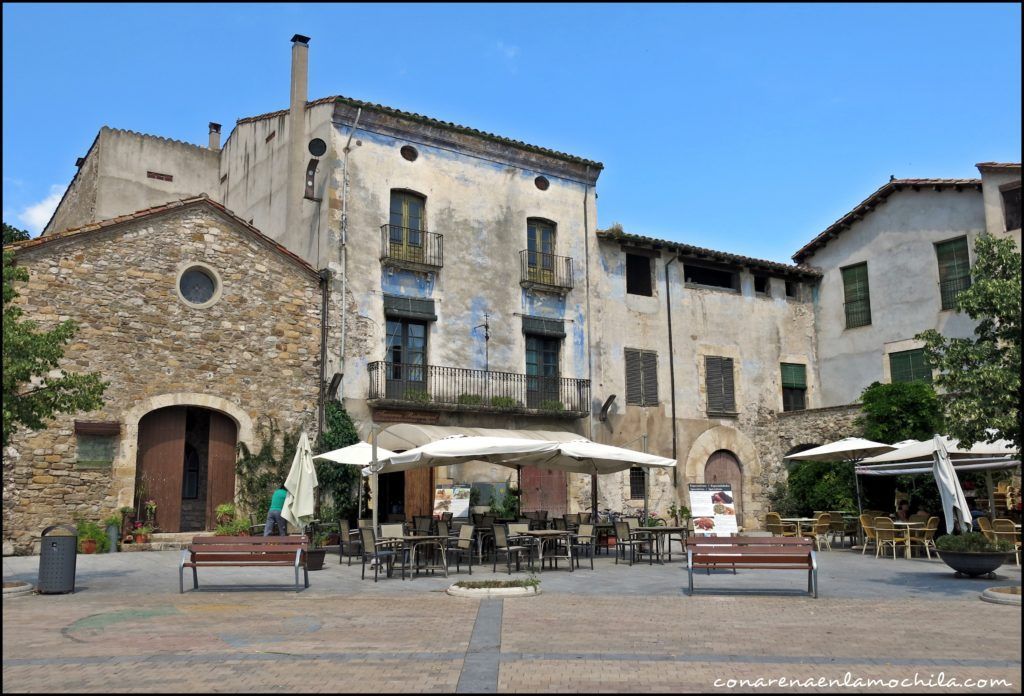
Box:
(134, 534), (149, 544)
(306, 548), (327, 571)
(80, 538), (98, 554)
(936, 550), (1009, 578)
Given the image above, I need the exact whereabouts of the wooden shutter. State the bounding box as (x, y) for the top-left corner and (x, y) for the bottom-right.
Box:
(205, 411), (238, 530)
(706, 356), (735, 414)
(625, 349), (643, 405)
(780, 363), (807, 388)
(641, 351), (659, 405)
(136, 407), (186, 533)
(935, 237), (971, 310)
(841, 263), (871, 327)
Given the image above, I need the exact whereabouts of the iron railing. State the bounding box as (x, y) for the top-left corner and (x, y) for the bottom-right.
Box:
(368, 361), (590, 414)
(519, 250), (573, 291)
(380, 225), (443, 268)
(939, 275), (971, 310)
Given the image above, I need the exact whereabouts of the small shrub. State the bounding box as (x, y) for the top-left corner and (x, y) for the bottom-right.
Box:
(457, 394), (484, 406)
(214, 502), (237, 524)
(76, 520), (110, 552)
(405, 390), (431, 404)
(935, 532), (1014, 553)
(454, 578), (540, 592)
(490, 396), (519, 409)
(538, 399), (565, 412)
(215, 519), (251, 536)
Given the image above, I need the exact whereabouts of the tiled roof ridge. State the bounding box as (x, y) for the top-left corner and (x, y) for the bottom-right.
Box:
(975, 161), (1022, 169)
(596, 227), (821, 277)
(236, 94), (603, 169)
(102, 126), (213, 152)
(6, 194), (318, 277)
(792, 177), (983, 263)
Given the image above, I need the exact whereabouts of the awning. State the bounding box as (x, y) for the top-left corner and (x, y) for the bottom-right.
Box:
(376, 423), (583, 452)
(856, 457), (1021, 476)
(860, 435), (1018, 464)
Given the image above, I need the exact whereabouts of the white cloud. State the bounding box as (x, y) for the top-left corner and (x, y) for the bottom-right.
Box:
(18, 185), (64, 233)
(496, 41), (520, 61)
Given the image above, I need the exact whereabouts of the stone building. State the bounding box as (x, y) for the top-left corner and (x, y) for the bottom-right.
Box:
(4, 197), (328, 553)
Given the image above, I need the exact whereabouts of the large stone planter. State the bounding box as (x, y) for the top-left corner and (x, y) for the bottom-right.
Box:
(936, 550), (1009, 578)
(446, 584), (541, 598)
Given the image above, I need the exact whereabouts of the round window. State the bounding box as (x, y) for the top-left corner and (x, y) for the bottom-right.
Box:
(400, 145), (419, 162)
(534, 176), (550, 191)
(179, 266), (217, 305)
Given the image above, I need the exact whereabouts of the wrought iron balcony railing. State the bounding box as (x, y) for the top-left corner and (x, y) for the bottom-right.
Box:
(380, 225), (443, 269)
(519, 250), (573, 291)
(368, 361), (590, 415)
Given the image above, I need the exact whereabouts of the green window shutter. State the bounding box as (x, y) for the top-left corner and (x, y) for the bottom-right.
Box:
(625, 349), (643, 405)
(721, 357), (736, 411)
(780, 363), (807, 389)
(841, 263), (871, 328)
(383, 294), (437, 321)
(890, 349), (931, 384)
(641, 351), (659, 405)
(936, 237), (971, 310)
(521, 315), (566, 338)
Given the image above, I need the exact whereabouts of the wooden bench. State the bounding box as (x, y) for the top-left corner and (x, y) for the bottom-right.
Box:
(179, 535), (309, 593)
(685, 536), (818, 598)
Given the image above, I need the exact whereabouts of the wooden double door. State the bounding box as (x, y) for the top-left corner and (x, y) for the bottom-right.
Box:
(135, 406), (237, 533)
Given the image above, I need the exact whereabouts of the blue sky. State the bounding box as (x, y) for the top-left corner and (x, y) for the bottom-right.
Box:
(3, 3), (1020, 263)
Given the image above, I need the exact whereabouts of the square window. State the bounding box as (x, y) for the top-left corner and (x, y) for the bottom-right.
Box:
(629, 466), (647, 499)
(889, 349), (931, 384)
(754, 276), (770, 295)
(685, 264), (738, 291)
(785, 280), (801, 299)
(1002, 184), (1021, 231)
(76, 434), (117, 469)
(625, 254), (653, 296)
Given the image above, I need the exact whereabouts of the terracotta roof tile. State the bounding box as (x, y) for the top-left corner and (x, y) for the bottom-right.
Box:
(975, 162), (1021, 170)
(596, 227), (820, 279)
(6, 195), (319, 279)
(236, 94), (603, 169)
(792, 178), (983, 263)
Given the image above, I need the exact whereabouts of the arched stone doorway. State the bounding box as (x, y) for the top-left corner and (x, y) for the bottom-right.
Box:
(704, 450), (743, 520)
(135, 406), (237, 532)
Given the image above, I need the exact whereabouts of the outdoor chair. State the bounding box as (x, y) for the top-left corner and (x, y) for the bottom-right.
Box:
(412, 515), (433, 536)
(579, 512), (592, 524)
(909, 512), (929, 524)
(386, 513), (406, 523)
(571, 523), (597, 570)
(873, 517), (908, 560)
(613, 520), (648, 566)
(446, 523), (475, 574)
(507, 522), (531, 546)
(441, 511), (453, 523)
(472, 513), (484, 526)
(992, 519), (1021, 565)
(565, 513), (581, 530)
(552, 517), (567, 531)
(358, 527), (404, 582)
(828, 512), (851, 547)
(339, 525), (362, 566)
(765, 512), (797, 537)
(858, 514), (878, 555)
(908, 516), (939, 559)
(624, 516), (639, 531)
(436, 520), (451, 539)
(380, 523), (405, 540)
(977, 516), (996, 542)
(492, 524), (530, 574)
(357, 518), (374, 529)
(807, 513), (832, 551)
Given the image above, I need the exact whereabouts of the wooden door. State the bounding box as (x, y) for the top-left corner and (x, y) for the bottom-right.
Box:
(404, 467), (434, 520)
(520, 467), (567, 517)
(704, 450), (743, 519)
(205, 411), (238, 530)
(136, 407), (187, 533)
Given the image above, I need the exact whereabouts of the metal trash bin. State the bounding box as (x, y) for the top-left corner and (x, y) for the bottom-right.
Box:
(37, 524), (78, 594)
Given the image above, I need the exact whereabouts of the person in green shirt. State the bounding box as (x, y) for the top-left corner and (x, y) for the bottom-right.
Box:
(263, 485), (289, 536)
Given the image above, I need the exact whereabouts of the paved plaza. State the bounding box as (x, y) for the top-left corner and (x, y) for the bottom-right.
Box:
(3, 547), (1021, 693)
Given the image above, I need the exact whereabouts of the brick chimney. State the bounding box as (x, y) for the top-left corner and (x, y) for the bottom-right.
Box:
(208, 122), (221, 150)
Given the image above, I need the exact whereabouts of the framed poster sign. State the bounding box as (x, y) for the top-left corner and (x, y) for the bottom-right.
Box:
(434, 484), (471, 518)
(688, 483), (738, 535)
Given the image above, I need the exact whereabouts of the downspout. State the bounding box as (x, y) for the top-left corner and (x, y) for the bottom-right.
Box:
(664, 255), (679, 487)
(318, 268), (330, 438)
(338, 108), (362, 385)
(582, 167), (599, 516)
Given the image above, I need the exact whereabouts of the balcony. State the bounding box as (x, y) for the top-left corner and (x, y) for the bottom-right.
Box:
(380, 225), (443, 271)
(368, 361), (590, 418)
(519, 250), (573, 293)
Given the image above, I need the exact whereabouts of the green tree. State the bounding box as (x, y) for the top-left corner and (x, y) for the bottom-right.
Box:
(782, 460), (857, 516)
(2, 250), (106, 448)
(856, 381), (944, 444)
(918, 234), (1021, 454)
(235, 417), (302, 522)
(315, 401), (361, 523)
(3, 223), (30, 246)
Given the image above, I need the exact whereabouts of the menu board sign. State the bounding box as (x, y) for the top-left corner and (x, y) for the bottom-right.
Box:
(433, 484), (471, 518)
(687, 483), (738, 536)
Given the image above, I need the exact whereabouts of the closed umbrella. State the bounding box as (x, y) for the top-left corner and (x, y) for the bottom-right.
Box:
(932, 435), (974, 534)
(281, 432), (318, 534)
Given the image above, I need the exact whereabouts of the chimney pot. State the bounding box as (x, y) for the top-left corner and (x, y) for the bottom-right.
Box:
(75, 157), (85, 168)
(208, 122), (222, 150)
(291, 34), (310, 45)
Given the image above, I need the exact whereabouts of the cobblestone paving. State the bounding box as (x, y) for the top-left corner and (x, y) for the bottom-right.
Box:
(3, 550), (1020, 692)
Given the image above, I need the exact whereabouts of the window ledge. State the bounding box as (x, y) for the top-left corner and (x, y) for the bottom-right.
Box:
(706, 411), (739, 419)
(685, 283), (740, 294)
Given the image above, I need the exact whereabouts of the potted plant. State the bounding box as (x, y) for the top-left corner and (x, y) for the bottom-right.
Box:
(133, 522), (153, 544)
(144, 499), (158, 528)
(305, 532), (329, 571)
(76, 520), (109, 554)
(668, 504), (691, 528)
(214, 502), (237, 526)
(935, 531), (1015, 578)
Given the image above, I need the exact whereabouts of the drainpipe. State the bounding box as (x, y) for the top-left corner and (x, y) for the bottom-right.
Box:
(582, 167), (598, 515)
(317, 268), (330, 438)
(664, 255), (679, 487)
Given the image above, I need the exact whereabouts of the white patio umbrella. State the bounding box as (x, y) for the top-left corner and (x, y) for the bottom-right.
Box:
(380, 435), (561, 473)
(786, 437), (897, 514)
(860, 435), (1017, 463)
(932, 435), (974, 534)
(281, 432), (318, 534)
(313, 442), (397, 525)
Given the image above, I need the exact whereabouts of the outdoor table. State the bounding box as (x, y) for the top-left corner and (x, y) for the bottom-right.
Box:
(636, 526), (687, 562)
(780, 517), (817, 536)
(522, 530), (573, 572)
(892, 521), (924, 560)
(398, 535), (448, 579)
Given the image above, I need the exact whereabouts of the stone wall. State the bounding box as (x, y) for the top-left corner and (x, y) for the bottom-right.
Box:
(4, 200), (325, 554)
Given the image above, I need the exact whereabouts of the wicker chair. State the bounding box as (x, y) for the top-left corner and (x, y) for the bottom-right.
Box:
(412, 515), (433, 536)
(977, 516), (996, 542)
(492, 524), (530, 574)
(874, 517), (909, 560)
(858, 514), (877, 555)
(807, 513), (832, 551)
(571, 523), (597, 570)
(908, 516), (939, 559)
(909, 512), (929, 524)
(992, 518), (1021, 565)
(358, 527), (403, 581)
(765, 512), (797, 537)
(446, 523), (476, 574)
(339, 525), (362, 566)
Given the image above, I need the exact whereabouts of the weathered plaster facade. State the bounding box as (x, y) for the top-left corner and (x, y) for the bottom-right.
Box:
(976, 162), (1022, 246)
(4, 200), (324, 553)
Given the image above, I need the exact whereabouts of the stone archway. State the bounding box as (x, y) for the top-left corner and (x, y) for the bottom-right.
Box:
(113, 393), (253, 510)
(684, 426), (762, 529)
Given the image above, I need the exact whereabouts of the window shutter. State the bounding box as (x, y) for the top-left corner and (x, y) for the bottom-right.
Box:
(383, 294), (437, 321)
(890, 349), (931, 384)
(842, 263), (871, 328)
(705, 356), (724, 413)
(721, 357), (736, 412)
(935, 238), (971, 310)
(625, 349), (643, 405)
(521, 315), (566, 338)
(780, 363), (807, 389)
(641, 351), (658, 405)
